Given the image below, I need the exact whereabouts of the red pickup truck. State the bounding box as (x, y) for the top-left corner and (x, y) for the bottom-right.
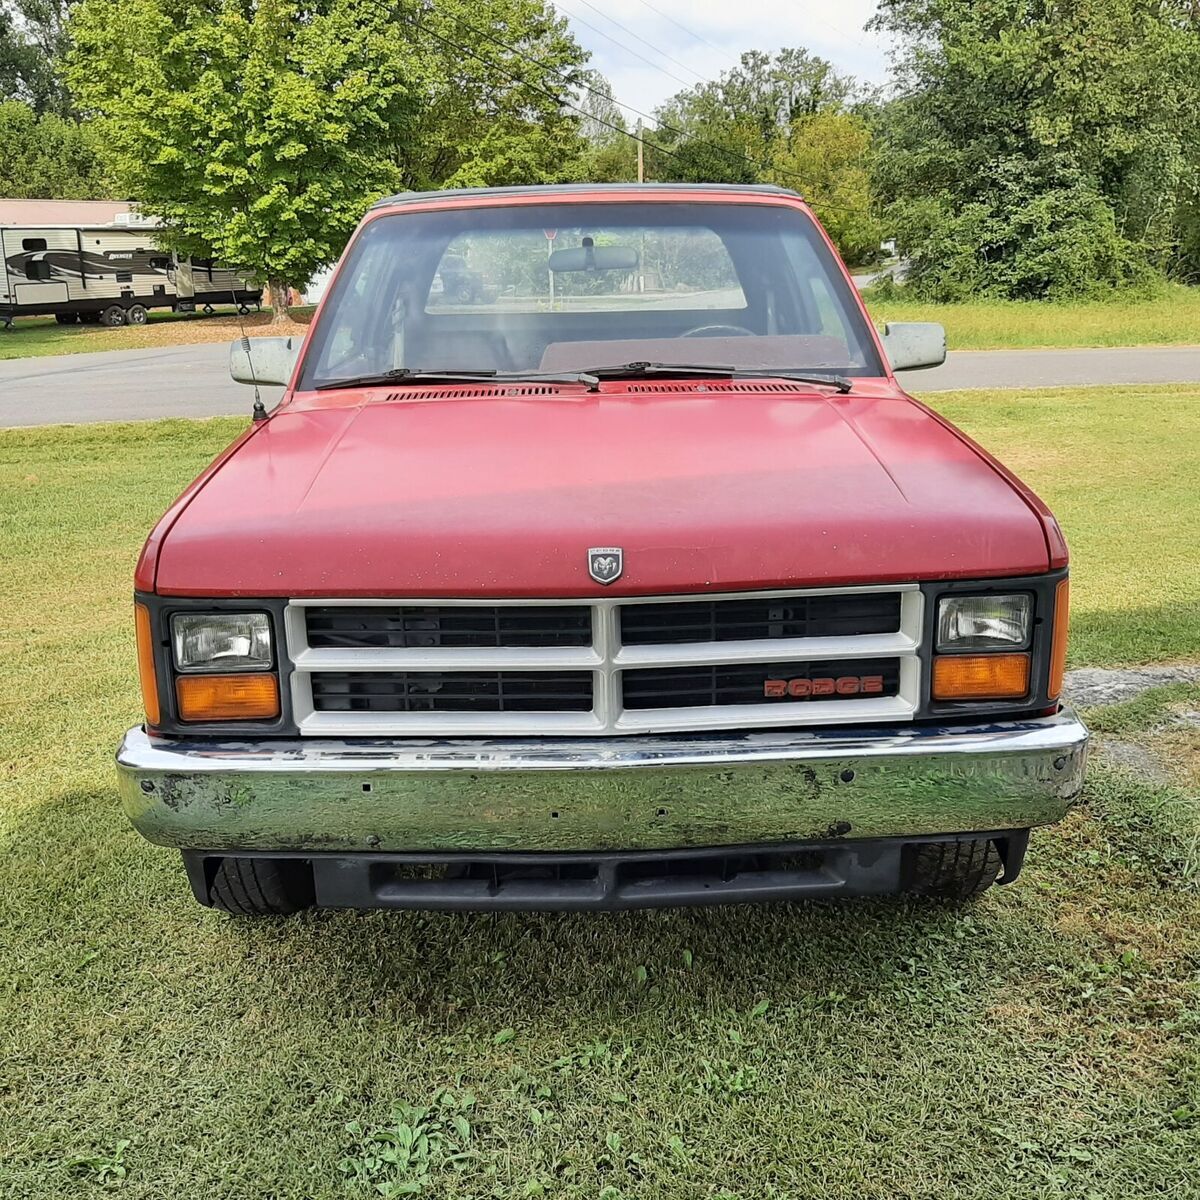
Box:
(116, 184), (1087, 915)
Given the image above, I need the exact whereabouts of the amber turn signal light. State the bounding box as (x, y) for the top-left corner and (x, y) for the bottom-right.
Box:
(176, 673), (280, 722)
(932, 653), (1030, 701)
(1047, 578), (1070, 702)
(135, 603), (161, 727)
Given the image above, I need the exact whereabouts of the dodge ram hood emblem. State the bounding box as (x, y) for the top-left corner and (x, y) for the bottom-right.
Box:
(588, 547), (624, 585)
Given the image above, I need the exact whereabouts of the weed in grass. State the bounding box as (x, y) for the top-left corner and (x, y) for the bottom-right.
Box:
(65, 1139), (131, 1185)
(338, 1091), (477, 1196)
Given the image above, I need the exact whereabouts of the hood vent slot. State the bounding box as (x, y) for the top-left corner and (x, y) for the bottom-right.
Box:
(379, 384), (565, 403)
(625, 380), (822, 394)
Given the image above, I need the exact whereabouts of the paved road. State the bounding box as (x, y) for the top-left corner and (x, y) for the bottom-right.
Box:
(3, 341), (1200, 427)
(0, 343), (284, 427)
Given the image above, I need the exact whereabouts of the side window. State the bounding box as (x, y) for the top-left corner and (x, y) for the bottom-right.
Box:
(149, 257), (171, 272)
(22, 237), (47, 252)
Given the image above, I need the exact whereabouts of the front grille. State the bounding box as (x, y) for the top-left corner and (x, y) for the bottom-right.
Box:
(623, 658), (902, 710)
(289, 588), (921, 735)
(305, 605), (591, 649)
(310, 671), (593, 713)
(621, 594), (901, 645)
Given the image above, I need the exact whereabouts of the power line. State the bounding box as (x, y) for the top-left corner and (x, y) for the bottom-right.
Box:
(630, 0), (743, 67)
(407, 14), (697, 176)
(561, 0), (710, 83)
(401, 10), (874, 219)
(550, 3), (698, 89)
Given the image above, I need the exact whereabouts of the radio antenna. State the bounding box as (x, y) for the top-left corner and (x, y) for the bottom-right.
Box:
(239, 320), (268, 422)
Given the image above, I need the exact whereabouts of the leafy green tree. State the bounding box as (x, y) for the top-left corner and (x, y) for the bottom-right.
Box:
(573, 71), (638, 183)
(871, 0), (1200, 299)
(67, 0), (589, 319)
(647, 49), (881, 263)
(0, 98), (110, 195)
(767, 110), (882, 266)
(393, 1), (590, 191)
(1, 0), (73, 113)
(653, 48), (857, 182)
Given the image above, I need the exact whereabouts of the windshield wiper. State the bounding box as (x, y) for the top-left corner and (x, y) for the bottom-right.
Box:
(313, 367), (601, 392)
(581, 362), (854, 393)
(312, 363), (852, 394)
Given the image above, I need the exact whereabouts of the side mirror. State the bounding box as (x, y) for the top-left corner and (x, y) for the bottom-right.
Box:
(880, 322), (946, 371)
(229, 336), (301, 387)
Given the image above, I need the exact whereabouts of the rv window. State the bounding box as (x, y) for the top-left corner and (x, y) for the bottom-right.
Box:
(149, 257), (171, 271)
(22, 238), (47, 252)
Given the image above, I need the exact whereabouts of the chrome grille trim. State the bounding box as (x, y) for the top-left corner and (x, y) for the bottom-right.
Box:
(286, 586), (924, 737)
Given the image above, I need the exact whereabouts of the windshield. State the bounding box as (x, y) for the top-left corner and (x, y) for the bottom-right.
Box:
(300, 201), (884, 389)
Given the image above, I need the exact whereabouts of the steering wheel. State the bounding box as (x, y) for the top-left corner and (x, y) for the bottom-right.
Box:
(680, 323), (756, 338)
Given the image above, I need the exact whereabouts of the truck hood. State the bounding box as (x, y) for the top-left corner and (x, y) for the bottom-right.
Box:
(151, 385), (1052, 596)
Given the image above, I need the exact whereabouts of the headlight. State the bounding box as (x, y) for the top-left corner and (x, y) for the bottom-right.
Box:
(937, 594), (1031, 651)
(172, 612), (273, 673)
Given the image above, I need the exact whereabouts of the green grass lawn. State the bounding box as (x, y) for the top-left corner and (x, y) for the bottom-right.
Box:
(924, 384), (1200, 666)
(867, 285), (1200, 351)
(2, 388), (1198, 1199)
(0, 306), (315, 361)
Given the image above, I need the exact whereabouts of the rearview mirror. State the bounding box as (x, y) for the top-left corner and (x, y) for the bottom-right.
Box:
(880, 322), (946, 371)
(549, 245), (639, 273)
(229, 336), (301, 387)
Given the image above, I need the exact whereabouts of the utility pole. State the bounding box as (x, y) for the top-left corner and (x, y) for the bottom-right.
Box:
(636, 120), (646, 293)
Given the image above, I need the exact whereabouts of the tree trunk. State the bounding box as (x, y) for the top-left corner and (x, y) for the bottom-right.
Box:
(268, 278), (292, 323)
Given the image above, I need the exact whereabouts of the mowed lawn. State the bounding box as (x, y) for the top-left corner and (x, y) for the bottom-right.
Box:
(867, 284), (1200, 350)
(1, 387), (1198, 1199)
(0, 307), (315, 361)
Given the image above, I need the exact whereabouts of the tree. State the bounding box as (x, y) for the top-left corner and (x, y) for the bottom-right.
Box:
(767, 110), (883, 266)
(871, 0), (1200, 299)
(0, 98), (110, 195)
(1, 0), (74, 113)
(390, 1), (590, 192)
(648, 49), (881, 263)
(66, 0), (590, 320)
(572, 71), (638, 183)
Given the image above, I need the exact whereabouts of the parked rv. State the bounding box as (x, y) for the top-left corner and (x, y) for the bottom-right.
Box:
(0, 223), (262, 328)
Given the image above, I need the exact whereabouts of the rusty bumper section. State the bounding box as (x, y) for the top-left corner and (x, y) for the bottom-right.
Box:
(116, 713), (1088, 855)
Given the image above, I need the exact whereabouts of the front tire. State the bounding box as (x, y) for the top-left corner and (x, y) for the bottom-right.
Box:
(126, 304), (149, 326)
(207, 857), (314, 916)
(905, 838), (1003, 902)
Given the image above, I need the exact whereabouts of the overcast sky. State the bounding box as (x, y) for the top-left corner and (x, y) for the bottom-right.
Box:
(551, 0), (893, 121)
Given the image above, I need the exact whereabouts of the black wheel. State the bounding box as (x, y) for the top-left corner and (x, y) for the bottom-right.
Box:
(208, 857), (314, 916)
(905, 838), (1003, 902)
(55, 313), (78, 325)
(100, 304), (127, 328)
(126, 304), (149, 326)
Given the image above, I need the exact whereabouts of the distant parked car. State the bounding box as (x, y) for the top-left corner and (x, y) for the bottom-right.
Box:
(117, 183), (1087, 916)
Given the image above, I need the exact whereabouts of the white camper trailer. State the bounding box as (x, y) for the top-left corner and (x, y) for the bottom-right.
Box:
(0, 221), (262, 328)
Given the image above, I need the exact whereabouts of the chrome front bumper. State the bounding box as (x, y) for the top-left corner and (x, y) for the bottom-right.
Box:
(116, 712), (1088, 854)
